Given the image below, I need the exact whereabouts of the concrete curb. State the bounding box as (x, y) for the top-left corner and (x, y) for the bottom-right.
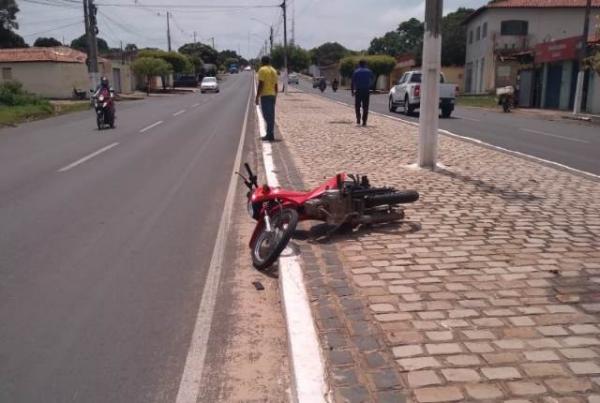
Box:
(254, 92), (330, 403)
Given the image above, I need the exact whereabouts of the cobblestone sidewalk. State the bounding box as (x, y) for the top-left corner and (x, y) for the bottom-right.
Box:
(274, 89), (600, 402)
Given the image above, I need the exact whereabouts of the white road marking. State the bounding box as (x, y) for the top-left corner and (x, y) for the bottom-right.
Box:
(173, 109), (186, 116)
(191, 103), (200, 107)
(57, 142), (119, 172)
(139, 120), (163, 133)
(258, 90), (329, 402)
(520, 128), (589, 144)
(174, 80), (253, 403)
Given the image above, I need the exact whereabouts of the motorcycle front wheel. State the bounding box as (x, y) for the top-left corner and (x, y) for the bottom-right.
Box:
(252, 208), (299, 270)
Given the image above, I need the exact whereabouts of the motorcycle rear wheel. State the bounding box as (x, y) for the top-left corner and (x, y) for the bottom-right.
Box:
(252, 208), (299, 270)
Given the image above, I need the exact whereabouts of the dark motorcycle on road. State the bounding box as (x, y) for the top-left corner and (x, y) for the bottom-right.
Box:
(332, 79), (339, 92)
(92, 88), (115, 130)
(318, 79), (327, 93)
(238, 163), (419, 269)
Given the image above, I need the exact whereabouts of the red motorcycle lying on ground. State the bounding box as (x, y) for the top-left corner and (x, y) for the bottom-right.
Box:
(238, 163), (419, 269)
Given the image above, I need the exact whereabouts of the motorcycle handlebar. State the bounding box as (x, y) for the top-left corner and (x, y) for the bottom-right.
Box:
(244, 163), (258, 187)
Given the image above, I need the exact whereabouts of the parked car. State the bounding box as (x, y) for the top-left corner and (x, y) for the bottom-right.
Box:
(288, 73), (299, 84)
(200, 77), (219, 93)
(388, 70), (457, 118)
(174, 75), (198, 88)
(312, 76), (324, 88)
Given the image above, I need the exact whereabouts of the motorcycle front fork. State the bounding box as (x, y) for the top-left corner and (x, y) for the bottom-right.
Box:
(263, 214), (272, 232)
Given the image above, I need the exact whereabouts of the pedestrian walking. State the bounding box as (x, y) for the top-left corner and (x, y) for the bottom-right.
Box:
(351, 59), (374, 126)
(256, 56), (278, 141)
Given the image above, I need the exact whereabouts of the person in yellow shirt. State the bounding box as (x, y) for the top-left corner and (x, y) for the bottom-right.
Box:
(255, 56), (279, 141)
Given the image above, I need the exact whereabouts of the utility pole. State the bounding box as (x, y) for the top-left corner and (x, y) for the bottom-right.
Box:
(291, 0), (295, 45)
(84, 0), (99, 90)
(281, 0), (288, 93)
(209, 37), (215, 49)
(166, 11), (172, 51)
(269, 25), (273, 55)
(418, 0), (443, 169)
(573, 0), (592, 115)
(194, 31), (197, 43)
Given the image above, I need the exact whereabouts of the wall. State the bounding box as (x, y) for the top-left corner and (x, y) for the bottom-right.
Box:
(465, 7), (600, 93)
(588, 71), (600, 114)
(441, 66), (465, 93)
(0, 61), (88, 99)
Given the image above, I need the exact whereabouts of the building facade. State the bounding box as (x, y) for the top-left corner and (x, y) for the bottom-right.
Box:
(463, 0), (600, 113)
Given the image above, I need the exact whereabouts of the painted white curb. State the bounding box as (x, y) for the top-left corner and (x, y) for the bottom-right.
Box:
(255, 88), (329, 403)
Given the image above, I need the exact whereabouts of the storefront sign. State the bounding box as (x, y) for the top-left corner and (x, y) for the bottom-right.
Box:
(535, 36), (582, 64)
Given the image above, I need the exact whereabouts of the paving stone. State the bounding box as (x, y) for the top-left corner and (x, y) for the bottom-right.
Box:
(335, 385), (370, 403)
(371, 368), (402, 390)
(462, 330), (496, 340)
(407, 370), (442, 387)
(465, 342), (494, 353)
(483, 352), (522, 364)
(524, 350), (561, 362)
(441, 368), (481, 382)
(414, 386), (463, 402)
(445, 354), (481, 366)
(425, 343), (462, 355)
(392, 344), (423, 358)
(465, 383), (504, 399)
(494, 339), (525, 349)
(328, 350), (354, 366)
(508, 381), (548, 396)
(426, 331), (453, 341)
(537, 326), (568, 336)
(397, 357), (441, 371)
(569, 324), (600, 334)
(545, 377), (592, 393)
(332, 368), (359, 386)
(568, 361), (600, 375)
(563, 337), (600, 347)
(522, 363), (570, 377)
(377, 390), (407, 403)
(510, 316), (536, 326)
(481, 366), (522, 380)
(560, 348), (598, 359)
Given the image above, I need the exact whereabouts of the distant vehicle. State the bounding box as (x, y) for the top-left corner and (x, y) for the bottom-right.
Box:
(229, 64), (239, 74)
(200, 77), (220, 93)
(243, 66), (252, 71)
(174, 75), (198, 88)
(388, 70), (457, 118)
(312, 76), (324, 88)
(288, 73), (299, 84)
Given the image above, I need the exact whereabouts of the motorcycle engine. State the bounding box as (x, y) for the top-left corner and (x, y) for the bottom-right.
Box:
(307, 189), (353, 225)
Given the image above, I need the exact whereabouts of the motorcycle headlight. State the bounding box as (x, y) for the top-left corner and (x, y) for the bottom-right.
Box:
(98, 95), (105, 102)
(102, 102), (108, 107)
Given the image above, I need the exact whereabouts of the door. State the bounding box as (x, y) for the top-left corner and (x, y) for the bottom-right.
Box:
(545, 63), (562, 109)
(465, 63), (473, 93)
(112, 68), (122, 93)
(519, 69), (534, 107)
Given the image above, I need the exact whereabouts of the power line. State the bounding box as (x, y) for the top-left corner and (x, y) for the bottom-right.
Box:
(95, 3), (278, 9)
(21, 0), (79, 9)
(22, 21), (82, 37)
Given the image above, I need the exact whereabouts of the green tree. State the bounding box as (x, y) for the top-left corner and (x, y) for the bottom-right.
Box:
(131, 57), (172, 95)
(223, 57), (239, 68)
(70, 34), (109, 53)
(309, 42), (350, 66)
(0, 0), (27, 48)
(189, 55), (204, 75)
(34, 37), (62, 47)
(124, 43), (138, 52)
(368, 31), (403, 57)
(178, 42), (218, 64)
(271, 44), (310, 72)
(340, 55), (396, 89)
(441, 8), (474, 66)
(138, 49), (193, 74)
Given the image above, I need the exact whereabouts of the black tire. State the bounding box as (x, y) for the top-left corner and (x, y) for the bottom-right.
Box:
(252, 208), (299, 270)
(403, 96), (413, 116)
(388, 97), (396, 112)
(441, 107), (452, 118)
(502, 101), (510, 113)
(96, 115), (103, 130)
(364, 191), (419, 208)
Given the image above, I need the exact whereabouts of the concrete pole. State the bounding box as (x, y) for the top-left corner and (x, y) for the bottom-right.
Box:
(572, 0), (592, 115)
(270, 26), (273, 55)
(281, 0), (288, 94)
(166, 11), (172, 52)
(87, 0), (100, 89)
(418, 0), (443, 169)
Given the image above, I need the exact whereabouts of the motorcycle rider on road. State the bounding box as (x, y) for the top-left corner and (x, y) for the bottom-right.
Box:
(332, 78), (339, 92)
(93, 77), (115, 116)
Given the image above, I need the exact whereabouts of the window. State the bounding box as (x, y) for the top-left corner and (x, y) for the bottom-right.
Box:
(398, 73), (408, 84)
(482, 22), (488, 38)
(410, 73), (422, 83)
(2, 67), (12, 80)
(476, 26), (481, 41)
(501, 20), (528, 35)
(469, 30), (473, 44)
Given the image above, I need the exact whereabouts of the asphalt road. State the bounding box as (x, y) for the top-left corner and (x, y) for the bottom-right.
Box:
(295, 79), (600, 176)
(0, 73), (254, 402)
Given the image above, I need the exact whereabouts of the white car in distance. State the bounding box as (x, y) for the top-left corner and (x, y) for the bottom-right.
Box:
(200, 77), (219, 93)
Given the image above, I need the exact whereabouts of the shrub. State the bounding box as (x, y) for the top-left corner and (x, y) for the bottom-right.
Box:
(0, 81), (47, 106)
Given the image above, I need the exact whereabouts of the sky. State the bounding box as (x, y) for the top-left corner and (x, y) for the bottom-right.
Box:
(17, 0), (488, 59)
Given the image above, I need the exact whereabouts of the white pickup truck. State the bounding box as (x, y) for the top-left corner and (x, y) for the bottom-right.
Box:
(388, 70), (457, 118)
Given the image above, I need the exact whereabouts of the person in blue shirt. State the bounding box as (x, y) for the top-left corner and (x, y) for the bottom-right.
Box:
(351, 59), (374, 126)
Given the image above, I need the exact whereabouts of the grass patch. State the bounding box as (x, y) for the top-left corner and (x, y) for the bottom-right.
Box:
(0, 103), (53, 126)
(456, 94), (498, 108)
(0, 81), (91, 127)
